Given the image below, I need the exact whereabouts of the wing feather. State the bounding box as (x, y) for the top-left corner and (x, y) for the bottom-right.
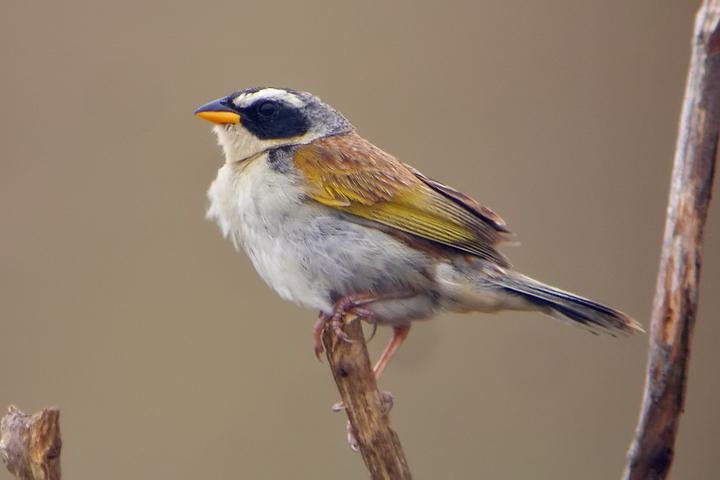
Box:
(293, 134), (512, 265)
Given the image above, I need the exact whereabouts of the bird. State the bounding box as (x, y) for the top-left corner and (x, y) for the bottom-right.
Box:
(194, 86), (642, 381)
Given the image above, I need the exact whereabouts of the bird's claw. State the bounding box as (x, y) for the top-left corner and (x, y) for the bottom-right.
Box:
(330, 315), (354, 345)
(313, 313), (359, 361)
(313, 314), (329, 361)
(345, 420), (360, 452)
(379, 390), (394, 414)
(313, 293), (402, 359)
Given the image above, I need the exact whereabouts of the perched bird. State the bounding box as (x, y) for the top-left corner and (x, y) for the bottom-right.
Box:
(195, 87), (641, 380)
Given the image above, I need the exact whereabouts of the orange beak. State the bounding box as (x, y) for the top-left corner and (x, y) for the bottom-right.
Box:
(194, 98), (241, 125)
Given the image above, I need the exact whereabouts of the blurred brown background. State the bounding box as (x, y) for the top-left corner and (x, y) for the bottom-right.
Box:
(0, 1), (717, 478)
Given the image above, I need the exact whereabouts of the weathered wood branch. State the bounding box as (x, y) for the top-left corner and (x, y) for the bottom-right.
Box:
(0, 406), (62, 480)
(623, 2), (720, 479)
(322, 319), (412, 480)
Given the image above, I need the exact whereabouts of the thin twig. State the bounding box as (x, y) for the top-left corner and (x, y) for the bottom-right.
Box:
(623, 2), (720, 479)
(322, 319), (412, 480)
(0, 406), (62, 480)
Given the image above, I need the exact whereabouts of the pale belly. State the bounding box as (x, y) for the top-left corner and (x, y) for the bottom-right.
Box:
(206, 156), (440, 323)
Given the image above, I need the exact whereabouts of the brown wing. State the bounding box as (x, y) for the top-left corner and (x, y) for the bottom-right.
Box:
(406, 166), (511, 234)
(293, 133), (512, 265)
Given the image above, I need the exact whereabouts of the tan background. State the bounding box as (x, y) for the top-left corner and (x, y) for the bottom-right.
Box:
(0, 1), (717, 478)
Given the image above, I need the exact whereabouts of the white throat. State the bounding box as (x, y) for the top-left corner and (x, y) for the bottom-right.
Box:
(212, 124), (323, 164)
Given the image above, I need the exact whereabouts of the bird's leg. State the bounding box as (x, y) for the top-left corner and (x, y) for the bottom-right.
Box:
(373, 325), (411, 380)
(313, 313), (331, 360)
(313, 307), (373, 360)
(313, 292), (406, 359)
(327, 293), (382, 344)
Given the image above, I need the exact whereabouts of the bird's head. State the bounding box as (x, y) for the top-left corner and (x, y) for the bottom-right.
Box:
(194, 87), (353, 163)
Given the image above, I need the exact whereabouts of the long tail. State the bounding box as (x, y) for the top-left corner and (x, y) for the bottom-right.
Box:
(495, 272), (643, 335)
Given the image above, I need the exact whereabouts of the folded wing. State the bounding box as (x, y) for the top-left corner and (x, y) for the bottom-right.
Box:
(293, 133), (512, 265)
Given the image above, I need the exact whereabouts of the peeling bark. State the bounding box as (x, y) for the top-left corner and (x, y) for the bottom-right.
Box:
(0, 406), (61, 480)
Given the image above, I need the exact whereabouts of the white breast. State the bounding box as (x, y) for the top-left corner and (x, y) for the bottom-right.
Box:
(206, 156), (332, 311)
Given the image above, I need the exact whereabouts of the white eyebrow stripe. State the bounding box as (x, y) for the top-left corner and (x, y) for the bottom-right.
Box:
(233, 88), (304, 108)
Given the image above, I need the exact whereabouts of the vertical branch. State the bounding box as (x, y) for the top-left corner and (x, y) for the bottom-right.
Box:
(623, 2), (720, 479)
(323, 319), (412, 480)
(0, 406), (62, 480)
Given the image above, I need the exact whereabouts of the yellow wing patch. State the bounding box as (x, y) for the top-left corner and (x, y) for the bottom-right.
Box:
(294, 134), (511, 265)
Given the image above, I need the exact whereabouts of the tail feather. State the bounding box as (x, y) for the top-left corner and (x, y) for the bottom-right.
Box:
(497, 273), (643, 335)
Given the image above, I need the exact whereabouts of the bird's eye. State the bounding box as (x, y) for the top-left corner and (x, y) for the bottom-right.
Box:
(257, 101), (279, 118)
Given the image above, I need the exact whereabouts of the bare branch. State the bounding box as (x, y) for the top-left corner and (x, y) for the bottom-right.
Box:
(623, 2), (720, 479)
(322, 319), (412, 480)
(0, 406), (62, 480)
